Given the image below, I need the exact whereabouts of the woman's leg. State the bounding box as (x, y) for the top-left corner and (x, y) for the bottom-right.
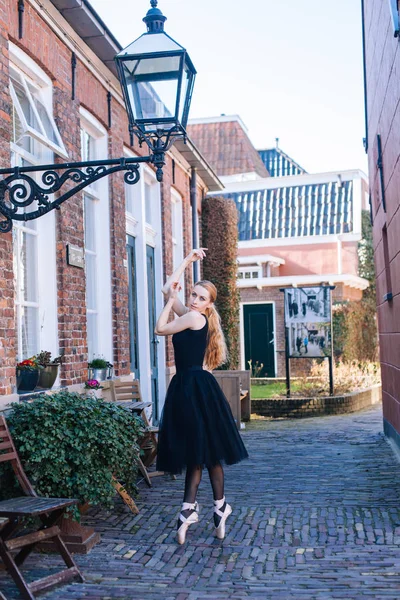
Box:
(179, 464), (202, 526)
(207, 463), (226, 527)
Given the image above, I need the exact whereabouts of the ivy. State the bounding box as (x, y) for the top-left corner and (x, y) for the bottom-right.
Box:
(334, 210), (378, 362)
(202, 197), (240, 369)
(0, 391), (143, 517)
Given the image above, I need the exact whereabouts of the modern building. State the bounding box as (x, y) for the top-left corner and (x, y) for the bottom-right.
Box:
(362, 0), (400, 448)
(0, 0), (222, 416)
(188, 116), (369, 377)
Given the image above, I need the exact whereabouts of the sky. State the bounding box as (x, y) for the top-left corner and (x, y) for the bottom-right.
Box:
(90, 0), (368, 175)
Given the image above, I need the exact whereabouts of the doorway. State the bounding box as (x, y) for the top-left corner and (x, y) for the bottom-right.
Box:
(243, 303), (275, 377)
(146, 244), (159, 423)
(126, 235), (139, 379)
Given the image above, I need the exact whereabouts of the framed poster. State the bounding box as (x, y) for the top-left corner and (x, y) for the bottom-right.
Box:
(284, 287), (332, 358)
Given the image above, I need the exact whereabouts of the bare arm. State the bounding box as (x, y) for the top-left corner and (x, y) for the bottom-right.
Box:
(162, 248), (207, 317)
(155, 298), (204, 336)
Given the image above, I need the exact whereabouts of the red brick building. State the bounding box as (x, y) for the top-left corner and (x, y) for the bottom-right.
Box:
(0, 0), (222, 417)
(362, 0), (400, 447)
(189, 116), (369, 377)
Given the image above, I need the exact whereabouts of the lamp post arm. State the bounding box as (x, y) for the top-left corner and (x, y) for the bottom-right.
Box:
(0, 155), (151, 234)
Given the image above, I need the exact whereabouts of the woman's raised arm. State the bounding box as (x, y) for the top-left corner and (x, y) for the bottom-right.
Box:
(155, 283), (205, 336)
(162, 248), (207, 316)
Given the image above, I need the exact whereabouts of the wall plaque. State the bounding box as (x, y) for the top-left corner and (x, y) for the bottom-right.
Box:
(66, 244), (84, 269)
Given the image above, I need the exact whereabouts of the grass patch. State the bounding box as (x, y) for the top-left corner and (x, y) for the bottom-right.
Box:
(251, 382), (301, 399)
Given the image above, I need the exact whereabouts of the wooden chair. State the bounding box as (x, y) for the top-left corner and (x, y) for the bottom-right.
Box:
(0, 415), (83, 599)
(110, 379), (164, 487)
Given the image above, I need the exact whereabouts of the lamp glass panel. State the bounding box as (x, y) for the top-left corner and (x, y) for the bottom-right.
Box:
(122, 55), (180, 123)
(178, 62), (191, 124)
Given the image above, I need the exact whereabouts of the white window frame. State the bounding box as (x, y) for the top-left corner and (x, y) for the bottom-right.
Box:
(10, 46), (59, 363)
(171, 188), (185, 302)
(238, 266), (262, 280)
(81, 108), (112, 364)
(13, 215), (40, 361)
(9, 43), (68, 159)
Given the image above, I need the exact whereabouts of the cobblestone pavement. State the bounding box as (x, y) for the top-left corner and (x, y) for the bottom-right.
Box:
(2, 404), (400, 599)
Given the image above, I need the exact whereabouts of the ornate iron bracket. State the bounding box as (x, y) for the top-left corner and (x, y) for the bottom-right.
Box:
(0, 155), (152, 233)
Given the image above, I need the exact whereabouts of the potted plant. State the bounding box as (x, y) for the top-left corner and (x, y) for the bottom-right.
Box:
(36, 351), (63, 390)
(88, 357), (113, 381)
(83, 379), (103, 399)
(16, 357), (41, 392)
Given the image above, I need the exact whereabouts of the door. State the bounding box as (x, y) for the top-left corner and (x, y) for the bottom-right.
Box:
(146, 244), (159, 423)
(126, 235), (139, 379)
(243, 304), (275, 377)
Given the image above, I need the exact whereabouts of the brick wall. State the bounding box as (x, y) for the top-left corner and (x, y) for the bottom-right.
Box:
(0, 6), (14, 395)
(252, 385), (382, 418)
(364, 0), (400, 439)
(0, 0), (200, 393)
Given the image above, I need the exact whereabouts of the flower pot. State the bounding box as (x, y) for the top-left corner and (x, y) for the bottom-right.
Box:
(83, 388), (102, 399)
(16, 369), (39, 392)
(88, 367), (108, 381)
(38, 364), (59, 389)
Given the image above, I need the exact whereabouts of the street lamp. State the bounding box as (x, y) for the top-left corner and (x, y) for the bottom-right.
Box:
(0, 0), (196, 233)
(115, 0), (196, 182)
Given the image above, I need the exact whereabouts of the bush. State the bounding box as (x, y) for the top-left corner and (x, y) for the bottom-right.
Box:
(0, 391), (143, 517)
(202, 196), (240, 369)
(295, 361), (381, 397)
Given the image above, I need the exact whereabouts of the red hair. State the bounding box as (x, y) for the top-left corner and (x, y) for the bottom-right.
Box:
(195, 280), (227, 370)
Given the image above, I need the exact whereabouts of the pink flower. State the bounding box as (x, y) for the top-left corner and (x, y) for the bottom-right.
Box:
(84, 379), (102, 390)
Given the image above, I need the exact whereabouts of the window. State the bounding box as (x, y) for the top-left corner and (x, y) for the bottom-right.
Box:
(171, 189), (185, 300)
(10, 46), (62, 361)
(145, 181), (153, 226)
(84, 194), (99, 359)
(80, 110), (112, 363)
(238, 266), (262, 280)
(10, 66), (67, 158)
(13, 217), (39, 359)
(82, 129), (100, 361)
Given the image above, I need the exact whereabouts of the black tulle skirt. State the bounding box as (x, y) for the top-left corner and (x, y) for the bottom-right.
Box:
(156, 367), (249, 474)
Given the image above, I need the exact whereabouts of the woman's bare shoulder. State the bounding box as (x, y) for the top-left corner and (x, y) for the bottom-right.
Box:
(188, 310), (207, 330)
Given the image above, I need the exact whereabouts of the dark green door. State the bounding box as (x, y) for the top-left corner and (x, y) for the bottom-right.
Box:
(146, 245), (159, 423)
(126, 235), (139, 379)
(243, 304), (275, 377)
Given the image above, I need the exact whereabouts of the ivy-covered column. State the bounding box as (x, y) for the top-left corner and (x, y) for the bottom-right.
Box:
(202, 196), (240, 369)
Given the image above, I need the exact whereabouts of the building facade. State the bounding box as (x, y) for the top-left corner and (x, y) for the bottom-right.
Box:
(362, 0), (400, 448)
(189, 116), (369, 377)
(0, 0), (222, 416)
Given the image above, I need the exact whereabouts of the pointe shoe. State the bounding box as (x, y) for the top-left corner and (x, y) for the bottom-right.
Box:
(176, 501), (199, 545)
(214, 497), (232, 540)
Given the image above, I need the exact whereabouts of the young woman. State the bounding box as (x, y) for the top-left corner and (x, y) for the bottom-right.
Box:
(155, 249), (248, 545)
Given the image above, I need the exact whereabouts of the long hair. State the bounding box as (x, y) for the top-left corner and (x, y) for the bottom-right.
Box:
(195, 280), (228, 370)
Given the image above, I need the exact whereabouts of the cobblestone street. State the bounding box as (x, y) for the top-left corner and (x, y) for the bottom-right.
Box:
(2, 404), (400, 599)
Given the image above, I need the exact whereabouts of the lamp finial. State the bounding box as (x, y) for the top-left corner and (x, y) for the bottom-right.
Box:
(143, 0), (166, 32)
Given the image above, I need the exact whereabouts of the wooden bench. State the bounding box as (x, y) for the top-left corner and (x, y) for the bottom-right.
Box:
(0, 416), (83, 599)
(212, 370), (252, 428)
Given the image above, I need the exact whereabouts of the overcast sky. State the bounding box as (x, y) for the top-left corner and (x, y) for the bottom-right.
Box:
(90, 0), (368, 175)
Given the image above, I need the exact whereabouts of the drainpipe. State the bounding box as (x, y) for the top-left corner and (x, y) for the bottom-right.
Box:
(361, 0), (368, 153)
(190, 167), (200, 282)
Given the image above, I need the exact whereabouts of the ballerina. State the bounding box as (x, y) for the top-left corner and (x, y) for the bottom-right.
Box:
(155, 248), (248, 544)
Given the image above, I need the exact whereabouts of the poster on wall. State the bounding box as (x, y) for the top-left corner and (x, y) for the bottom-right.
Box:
(284, 287), (332, 358)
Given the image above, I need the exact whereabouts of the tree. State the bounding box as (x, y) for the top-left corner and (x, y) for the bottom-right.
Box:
(342, 210), (378, 362)
(202, 197), (240, 369)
